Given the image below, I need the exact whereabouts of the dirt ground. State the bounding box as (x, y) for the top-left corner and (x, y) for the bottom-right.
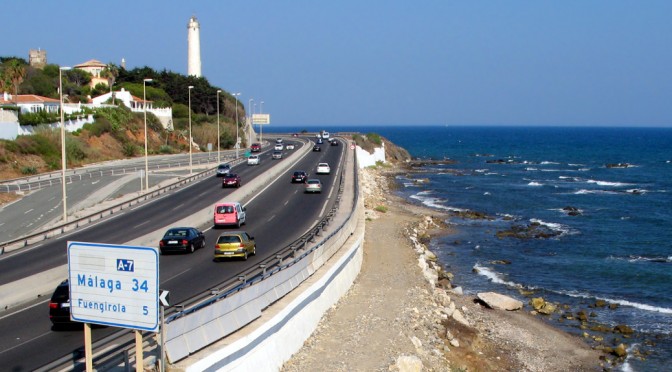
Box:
(281, 167), (604, 372)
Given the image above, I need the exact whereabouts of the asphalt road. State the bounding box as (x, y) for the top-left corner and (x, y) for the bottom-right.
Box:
(0, 151), (236, 242)
(0, 138), (346, 371)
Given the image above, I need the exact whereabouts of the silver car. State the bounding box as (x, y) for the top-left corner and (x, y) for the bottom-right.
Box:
(305, 179), (322, 193)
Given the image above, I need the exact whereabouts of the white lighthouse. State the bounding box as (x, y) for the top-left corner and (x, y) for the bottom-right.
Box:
(187, 15), (202, 77)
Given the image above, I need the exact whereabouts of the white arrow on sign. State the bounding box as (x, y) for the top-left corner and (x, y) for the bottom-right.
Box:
(159, 290), (170, 307)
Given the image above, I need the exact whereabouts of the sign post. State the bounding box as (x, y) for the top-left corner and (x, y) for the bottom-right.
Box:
(67, 241), (160, 371)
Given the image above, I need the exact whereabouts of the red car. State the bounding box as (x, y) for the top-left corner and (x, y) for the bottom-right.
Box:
(222, 173), (241, 188)
(250, 143), (261, 152)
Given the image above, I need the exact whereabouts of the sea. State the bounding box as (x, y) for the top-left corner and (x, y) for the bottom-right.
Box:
(275, 125), (672, 371)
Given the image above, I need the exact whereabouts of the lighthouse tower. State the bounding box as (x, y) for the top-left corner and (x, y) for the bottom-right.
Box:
(187, 15), (202, 77)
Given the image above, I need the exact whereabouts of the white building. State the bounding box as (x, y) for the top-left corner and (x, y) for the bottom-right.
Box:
(91, 89), (173, 130)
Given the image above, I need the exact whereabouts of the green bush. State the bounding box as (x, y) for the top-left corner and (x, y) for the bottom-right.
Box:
(374, 205), (388, 213)
(159, 145), (173, 154)
(366, 132), (382, 145)
(66, 139), (87, 162)
(20, 166), (37, 175)
(122, 142), (138, 157)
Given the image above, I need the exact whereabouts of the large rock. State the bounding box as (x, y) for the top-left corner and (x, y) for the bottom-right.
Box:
(394, 355), (423, 372)
(477, 292), (523, 311)
(452, 309), (470, 326)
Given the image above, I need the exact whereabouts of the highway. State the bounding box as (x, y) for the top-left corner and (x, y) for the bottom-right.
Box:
(0, 137), (346, 371)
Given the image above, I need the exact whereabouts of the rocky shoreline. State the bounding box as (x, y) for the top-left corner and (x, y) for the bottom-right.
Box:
(283, 165), (606, 371)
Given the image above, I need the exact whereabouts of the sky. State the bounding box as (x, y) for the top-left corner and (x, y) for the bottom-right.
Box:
(4, 1), (672, 127)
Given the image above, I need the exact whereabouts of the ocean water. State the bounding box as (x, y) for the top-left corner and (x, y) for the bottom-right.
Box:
(278, 125), (672, 370)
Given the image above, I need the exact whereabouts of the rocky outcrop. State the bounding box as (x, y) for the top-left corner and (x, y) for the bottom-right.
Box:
(605, 163), (632, 168)
(477, 292), (523, 311)
(562, 206), (582, 216)
(496, 221), (561, 239)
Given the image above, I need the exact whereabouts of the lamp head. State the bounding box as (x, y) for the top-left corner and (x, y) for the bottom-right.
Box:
(144, 78), (153, 83)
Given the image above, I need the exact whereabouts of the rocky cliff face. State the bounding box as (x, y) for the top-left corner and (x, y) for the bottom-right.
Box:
(382, 138), (412, 164)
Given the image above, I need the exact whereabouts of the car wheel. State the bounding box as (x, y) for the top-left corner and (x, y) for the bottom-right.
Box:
(200, 239), (206, 249)
(243, 251), (248, 261)
(159, 248), (164, 255)
(188, 243), (195, 254)
(252, 245), (256, 256)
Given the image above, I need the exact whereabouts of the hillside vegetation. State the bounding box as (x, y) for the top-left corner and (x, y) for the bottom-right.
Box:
(0, 57), (246, 181)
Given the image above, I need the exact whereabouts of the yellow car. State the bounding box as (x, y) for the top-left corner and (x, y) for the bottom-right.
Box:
(214, 231), (256, 261)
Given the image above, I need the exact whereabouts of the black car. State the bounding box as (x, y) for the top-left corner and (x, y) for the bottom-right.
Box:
(312, 145), (321, 152)
(222, 173), (241, 188)
(49, 279), (73, 327)
(159, 227), (205, 254)
(292, 170), (308, 183)
(330, 139), (339, 146)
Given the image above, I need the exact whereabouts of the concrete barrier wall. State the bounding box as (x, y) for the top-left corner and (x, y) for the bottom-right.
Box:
(186, 206), (365, 371)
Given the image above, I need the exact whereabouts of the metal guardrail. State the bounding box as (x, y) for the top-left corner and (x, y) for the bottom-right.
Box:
(0, 156), (244, 254)
(38, 139), (359, 371)
(0, 153), (234, 193)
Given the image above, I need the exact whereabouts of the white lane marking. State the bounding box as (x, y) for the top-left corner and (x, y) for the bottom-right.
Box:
(24, 209), (34, 214)
(172, 203), (184, 211)
(134, 220), (151, 228)
(0, 329), (51, 355)
(0, 298), (50, 322)
(284, 200), (289, 206)
(164, 268), (191, 282)
(267, 215), (276, 222)
(319, 200), (329, 218)
(92, 180), (100, 185)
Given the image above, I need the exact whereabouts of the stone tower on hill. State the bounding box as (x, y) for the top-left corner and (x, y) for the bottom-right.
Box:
(29, 48), (47, 69)
(187, 15), (202, 77)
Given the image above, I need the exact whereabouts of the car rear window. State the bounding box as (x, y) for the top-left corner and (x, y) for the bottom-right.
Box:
(216, 205), (235, 214)
(217, 235), (242, 244)
(166, 229), (188, 237)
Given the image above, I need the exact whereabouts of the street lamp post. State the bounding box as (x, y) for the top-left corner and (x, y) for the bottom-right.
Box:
(248, 98), (254, 145)
(233, 93), (241, 158)
(216, 90), (222, 164)
(143, 78), (153, 190)
(59, 66), (71, 223)
(259, 101), (264, 144)
(188, 86), (194, 174)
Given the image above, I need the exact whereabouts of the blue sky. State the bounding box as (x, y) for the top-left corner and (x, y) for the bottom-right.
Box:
(4, 1), (672, 127)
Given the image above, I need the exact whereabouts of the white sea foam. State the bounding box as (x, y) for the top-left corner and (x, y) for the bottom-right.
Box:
(483, 192), (491, 196)
(568, 163), (585, 167)
(475, 169), (488, 173)
(529, 218), (571, 235)
(557, 290), (672, 314)
(472, 264), (524, 289)
(527, 181), (543, 186)
(540, 161), (560, 165)
(525, 167), (538, 171)
(573, 189), (620, 195)
(609, 255), (672, 264)
(587, 179), (633, 187)
(410, 192), (466, 212)
(578, 168), (591, 172)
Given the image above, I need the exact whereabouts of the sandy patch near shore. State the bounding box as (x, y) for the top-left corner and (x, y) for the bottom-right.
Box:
(282, 166), (603, 371)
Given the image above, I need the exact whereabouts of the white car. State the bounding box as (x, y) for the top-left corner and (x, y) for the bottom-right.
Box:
(274, 143), (284, 151)
(285, 144), (295, 150)
(247, 155), (260, 165)
(316, 162), (331, 174)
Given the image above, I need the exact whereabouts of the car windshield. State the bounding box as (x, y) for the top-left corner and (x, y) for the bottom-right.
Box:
(217, 235), (242, 244)
(225, 174), (237, 178)
(218, 164), (229, 169)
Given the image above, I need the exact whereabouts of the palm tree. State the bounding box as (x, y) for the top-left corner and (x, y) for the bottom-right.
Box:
(102, 63), (120, 104)
(5, 60), (26, 101)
